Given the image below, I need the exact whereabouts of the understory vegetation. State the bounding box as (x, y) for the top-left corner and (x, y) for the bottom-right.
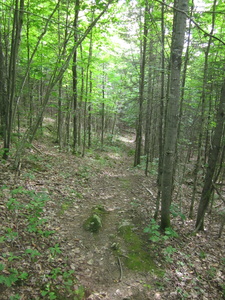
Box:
(0, 133), (224, 299)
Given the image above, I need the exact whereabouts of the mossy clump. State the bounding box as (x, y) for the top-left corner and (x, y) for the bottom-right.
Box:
(92, 204), (107, 215)
(83, 205), (108, 233)
(83, 214), (102, 233)
(118, 221), (163, 275)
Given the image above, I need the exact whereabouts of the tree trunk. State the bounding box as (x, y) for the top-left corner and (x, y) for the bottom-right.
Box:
(134, 3), (148, 167)
(88, 71), (93, 148)
(195, 78), (225, 231)
(161, 0), (188, 230)
(0, 30), (7, 138)
(72, 0), (80, 153)
(189, 0), (217, 218)
(14, 1), (113, 167)
(155, 0), (165, 220)
(3, 0), (24, 159)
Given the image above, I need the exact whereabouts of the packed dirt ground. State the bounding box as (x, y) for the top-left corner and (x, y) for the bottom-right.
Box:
(0, 134), (224, 299)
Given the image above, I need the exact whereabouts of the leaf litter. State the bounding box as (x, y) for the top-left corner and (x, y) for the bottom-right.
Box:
(0, 135), (224, 299)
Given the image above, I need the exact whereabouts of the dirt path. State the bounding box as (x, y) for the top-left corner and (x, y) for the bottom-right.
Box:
(41, 137), (158, 299)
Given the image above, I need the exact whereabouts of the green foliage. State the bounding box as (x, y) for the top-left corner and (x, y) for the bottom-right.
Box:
(9, 295), (21, 300)
(170, 204), (186, 221)
(49, 244), (62, 257)
(162, 246), (177, 263)
(199, 250), (206, 259)
(1, 185), (83, 299)
(41, 267), (84, 300)
(25, 248), (41, 261)
(143, 219), (161, 242)
(144, 219), (179, 242)
(144, 219), (179, 263)
(0, 264), (28, 288)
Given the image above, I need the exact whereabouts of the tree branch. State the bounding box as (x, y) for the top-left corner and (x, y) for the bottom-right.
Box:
(155, 0), (225, 46)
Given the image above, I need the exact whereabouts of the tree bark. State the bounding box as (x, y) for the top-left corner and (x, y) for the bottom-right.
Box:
(14, 0), (113, 167)
(3, 0), (24, 159)
(161, 0), (188, 230)
(134, 3), (148, 167)
(0, 30), (7, 138)
(72, 0), (80, 153)
(155, 0), (165, 220)
(195, 78), (225, 231)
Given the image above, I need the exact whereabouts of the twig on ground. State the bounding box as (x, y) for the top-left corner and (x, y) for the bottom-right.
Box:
(117, 256), (123, 282)
(31, 144), (44, 155)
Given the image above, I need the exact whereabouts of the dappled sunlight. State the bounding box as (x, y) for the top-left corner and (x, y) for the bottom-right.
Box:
(117, 135), (135, 144)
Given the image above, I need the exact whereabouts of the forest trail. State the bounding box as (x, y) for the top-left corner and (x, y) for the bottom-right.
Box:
(1, 134), (224, 299)
(39, 134), (159, 299)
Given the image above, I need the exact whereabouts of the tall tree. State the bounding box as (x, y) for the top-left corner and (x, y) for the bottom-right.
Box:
(161, 0), (188, 230)
(72, 0), (80, 153)
(189, 0), (217, 218)
(155, 0), (165, 220)
(0, 30), (7, 138)
(134, 2), (148, 166)
(14, 0), (113, 168)
(195, 77), (225, 231)
(3, 0), (24, 159)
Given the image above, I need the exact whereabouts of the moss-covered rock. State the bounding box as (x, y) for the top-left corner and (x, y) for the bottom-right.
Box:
(83, 205), (108, 233)
(83, 214), (102, 232)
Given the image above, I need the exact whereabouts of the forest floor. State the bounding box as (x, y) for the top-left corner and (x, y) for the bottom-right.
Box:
(0, 132), (225, 299)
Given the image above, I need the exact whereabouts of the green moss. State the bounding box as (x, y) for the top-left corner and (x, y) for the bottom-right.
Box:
(92, 204), (107, 215)
(83, 205), (108, 233)
(120, 178), (131, 189)
(83, 214), (102, 232)
(118, 223), (164, 276)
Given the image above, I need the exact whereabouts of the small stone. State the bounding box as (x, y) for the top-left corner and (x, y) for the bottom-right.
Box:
(74, 248), (81, 254)
(87, 259), (94, 265)
(70, 264), (76, 270)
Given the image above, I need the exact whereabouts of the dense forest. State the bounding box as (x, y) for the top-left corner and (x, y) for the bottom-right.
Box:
(0, 0), (225, 299)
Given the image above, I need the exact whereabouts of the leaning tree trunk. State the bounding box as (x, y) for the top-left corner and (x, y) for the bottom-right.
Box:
(160, 0), (188, 230)
(14, 1), (113, 167)
(195, 78), (225, 231)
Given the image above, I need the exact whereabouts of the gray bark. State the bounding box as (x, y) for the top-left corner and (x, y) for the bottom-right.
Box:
(161, 0), (188, 230)
(195, 78), (225, 231)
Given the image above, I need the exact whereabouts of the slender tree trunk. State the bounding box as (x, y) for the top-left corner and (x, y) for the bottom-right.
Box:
(57, 2), (70, 148)
(101, 69), (105, 149)
(155, 0), (165, 220)
(14, 1), (113, 167)
(134, 3), (148, 166)
(189, 0), (217, 218)
(82, 25), (93, 156)
(161, 0), (188, 230)
(3, 0), (24, 159)
(0, 30), (7, 138)
(72, 0), (80, 153)
(195, 78), (225, 231)
(174, 2), (193, 207)
(88, 70), (93, 148)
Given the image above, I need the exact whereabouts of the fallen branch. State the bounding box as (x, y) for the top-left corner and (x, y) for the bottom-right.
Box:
(142, 184), (154, 196)
(212, 183), (225, 204)
(31, 144), (44, 155)
(117, 256), (123, 282)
